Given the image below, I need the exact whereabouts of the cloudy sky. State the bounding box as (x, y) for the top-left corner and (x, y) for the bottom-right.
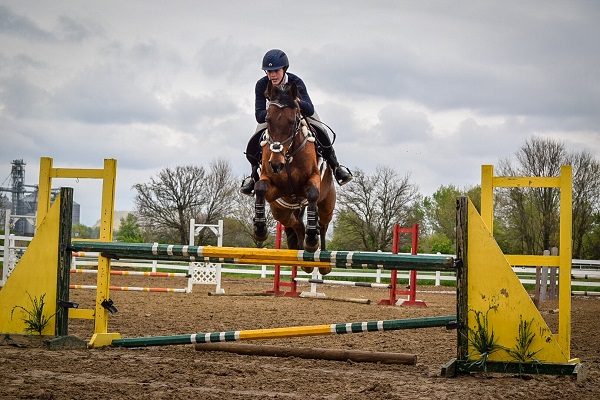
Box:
(1, 1), (599, 226)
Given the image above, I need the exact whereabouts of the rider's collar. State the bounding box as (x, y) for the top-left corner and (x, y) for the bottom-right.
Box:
(275, 73), (288, 88)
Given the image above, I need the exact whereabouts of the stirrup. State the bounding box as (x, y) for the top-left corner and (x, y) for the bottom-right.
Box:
(240, 176), (255, 196)
(334, 166), (353, 186)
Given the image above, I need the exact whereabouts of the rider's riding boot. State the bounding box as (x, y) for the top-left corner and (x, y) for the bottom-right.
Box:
(314, 127), (353, 186)
(325, 149), (353, 186)
(240, 164), (260, 196)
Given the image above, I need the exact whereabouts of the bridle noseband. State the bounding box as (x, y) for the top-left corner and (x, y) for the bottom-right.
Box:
(261, 101), (313, 164)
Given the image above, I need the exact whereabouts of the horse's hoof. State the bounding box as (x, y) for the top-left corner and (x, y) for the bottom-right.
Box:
(253, 225), (268, 243)
(304, 237), (319, 253)
(302, 267), (314, 274)
(319, 267), (331, 276)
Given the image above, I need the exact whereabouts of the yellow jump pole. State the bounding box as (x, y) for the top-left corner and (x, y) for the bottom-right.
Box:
(111, 315), (456, 348)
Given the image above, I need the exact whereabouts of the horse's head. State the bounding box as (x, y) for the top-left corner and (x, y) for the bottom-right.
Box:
(263, 82), (302, 174)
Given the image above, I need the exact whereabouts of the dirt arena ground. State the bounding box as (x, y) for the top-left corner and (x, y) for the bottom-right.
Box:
(1, 275), (599, 399)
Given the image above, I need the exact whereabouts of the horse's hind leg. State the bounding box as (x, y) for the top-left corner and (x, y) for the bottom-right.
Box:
(284, 225), (313, 274)
(284, 226), (299, 249)
(253, 180), (268, 244)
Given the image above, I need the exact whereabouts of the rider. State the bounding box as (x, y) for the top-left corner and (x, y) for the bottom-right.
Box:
(240, 49), (353, 196)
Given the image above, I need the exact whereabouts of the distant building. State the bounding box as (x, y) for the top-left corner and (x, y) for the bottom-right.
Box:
(1, 159), (80, 236)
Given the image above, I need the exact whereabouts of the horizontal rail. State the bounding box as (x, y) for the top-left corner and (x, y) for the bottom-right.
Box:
(112, 315), (457, 348)
(70, 284), (188, 293)
(294, 277), (392, 289)
(70, 241), (456, 271)
(70, 269), (189, 278)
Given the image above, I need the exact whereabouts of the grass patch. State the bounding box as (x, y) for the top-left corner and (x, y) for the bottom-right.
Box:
(465, 306), (502, 372)
(504, 315), (541, 370)
(10, 292), (56, 335)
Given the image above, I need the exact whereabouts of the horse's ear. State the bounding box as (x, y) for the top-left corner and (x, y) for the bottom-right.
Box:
(290, 82), (298, 98)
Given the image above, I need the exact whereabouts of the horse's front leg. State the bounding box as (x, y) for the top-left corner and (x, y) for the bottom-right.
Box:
(303, 181), (320, 253)
(253, 180), (269, 244)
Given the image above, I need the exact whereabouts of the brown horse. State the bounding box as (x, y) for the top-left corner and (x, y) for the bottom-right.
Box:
(253, 82), (335, 275)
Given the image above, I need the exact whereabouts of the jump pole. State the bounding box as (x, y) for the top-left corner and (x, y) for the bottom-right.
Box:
(111, 315), (456, 348)
(70, 284), (188, 293)
(69, 269), (190, 293)
(70, 242), (456, 272)
(195, 343), (417, 365)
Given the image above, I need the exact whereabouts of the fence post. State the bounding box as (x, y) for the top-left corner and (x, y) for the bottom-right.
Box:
(549, 247), (558, 300)
(540, 249), (550, 301)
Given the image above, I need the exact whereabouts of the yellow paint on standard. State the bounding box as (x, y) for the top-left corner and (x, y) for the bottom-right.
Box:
(0, 193), (62, 335)
(467, 199), (570, 363)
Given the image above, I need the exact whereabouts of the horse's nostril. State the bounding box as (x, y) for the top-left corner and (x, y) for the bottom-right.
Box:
(269, 161), (284, 174)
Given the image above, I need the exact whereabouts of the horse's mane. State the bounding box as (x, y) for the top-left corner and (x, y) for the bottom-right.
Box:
(267, 84), (297, 108)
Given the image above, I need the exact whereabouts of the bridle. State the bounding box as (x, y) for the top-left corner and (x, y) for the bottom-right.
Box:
(261, 100), (315, 208)
(261, 101), (313, 165)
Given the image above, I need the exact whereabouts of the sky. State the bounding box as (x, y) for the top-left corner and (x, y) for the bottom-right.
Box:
(1, 1), (599, 226)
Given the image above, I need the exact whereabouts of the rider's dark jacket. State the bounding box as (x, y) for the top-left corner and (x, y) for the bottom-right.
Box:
(254, 73), (315, 123)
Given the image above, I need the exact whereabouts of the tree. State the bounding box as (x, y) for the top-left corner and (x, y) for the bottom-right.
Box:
(230, 189), (277, 248)
(193, 159), (239, 245)
(332, 166), (420, 252)
(133, 159), (238, 245)
(582, 212), (600, 259)
(72, 223), (96, 239)
(421, 184), (480, 254)
(115, 213), (143, 243)
(568, 150), (600, 258)
(496, 137), (600, 258)
(496, 138), (565, 254)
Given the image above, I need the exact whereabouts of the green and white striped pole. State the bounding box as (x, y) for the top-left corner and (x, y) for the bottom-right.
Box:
(71, 241), (455, 271)
(112, 315), (456, 348)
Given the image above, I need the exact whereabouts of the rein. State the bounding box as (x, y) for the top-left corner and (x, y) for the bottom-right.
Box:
(263, 100), (315, 207)
(262, 102), (313, 165)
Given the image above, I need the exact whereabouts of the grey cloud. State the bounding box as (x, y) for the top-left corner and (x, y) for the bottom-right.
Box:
(300, 3), (600, 124)
(0, 75), (52, 118)
(54, 67), (166, 124)
(168, 91), (244, 129)
(194, 37), (261, 83)
(57, 15), (95, 42)
(376, 106), (434, 144)
(0, 5), (56, 41)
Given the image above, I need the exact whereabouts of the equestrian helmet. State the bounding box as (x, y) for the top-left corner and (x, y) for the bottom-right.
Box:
(262, 49), (289, 71)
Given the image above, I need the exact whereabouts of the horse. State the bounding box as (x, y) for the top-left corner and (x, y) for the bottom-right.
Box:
(253, 81), (336, 275)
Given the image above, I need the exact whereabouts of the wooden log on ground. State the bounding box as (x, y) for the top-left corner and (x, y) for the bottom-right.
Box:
(195, 342), (416, 365)
(207, 292), (371, 304)
(300, 295), (371, 305)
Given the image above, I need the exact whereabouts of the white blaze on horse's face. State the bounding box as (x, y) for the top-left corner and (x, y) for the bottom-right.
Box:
(266, 104), (297, 174)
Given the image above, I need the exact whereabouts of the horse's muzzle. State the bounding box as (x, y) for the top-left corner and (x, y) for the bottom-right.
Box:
(269, 161), (285, 174)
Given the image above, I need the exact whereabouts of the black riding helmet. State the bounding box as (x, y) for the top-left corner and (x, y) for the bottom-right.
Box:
(262, 49), (289, 71)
